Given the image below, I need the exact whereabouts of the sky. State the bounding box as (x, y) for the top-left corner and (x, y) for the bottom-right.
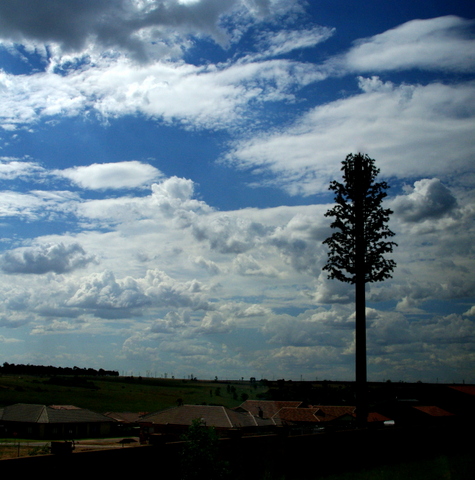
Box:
(0, 0), (474, 384)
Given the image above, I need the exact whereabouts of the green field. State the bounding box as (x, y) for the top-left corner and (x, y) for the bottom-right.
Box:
(0, 374), (267, 413)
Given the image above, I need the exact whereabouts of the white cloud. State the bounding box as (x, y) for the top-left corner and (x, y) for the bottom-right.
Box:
(191, 212), (268, 254)
(151, 176), (208, 214)
(193, 256), (221, 275)
(226, 79), (475, 195)
(0, 190), (79, 220)
(263, 308), (353, 348)
(0, 242), (96, 274)
(343, 16), (475, 73)
(0, 157), (45, 180)
(254, 25), (334, 58)
(65, 268), (210, 314)
(0, 335), (22, 343)
(58, 161), (163, 190)
(2, 14), (472, 140)
(232, 253), (280, 277)
(0, 54), (325, 130)
(391, 178), (458, 222)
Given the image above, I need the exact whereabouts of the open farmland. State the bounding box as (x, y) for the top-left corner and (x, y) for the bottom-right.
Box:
(0, 375), (267, 413)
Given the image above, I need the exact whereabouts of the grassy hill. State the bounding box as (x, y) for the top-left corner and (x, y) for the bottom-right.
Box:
(0, 375), (267, 413)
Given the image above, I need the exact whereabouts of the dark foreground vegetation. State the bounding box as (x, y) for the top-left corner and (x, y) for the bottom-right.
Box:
(1, 420), (473, 479)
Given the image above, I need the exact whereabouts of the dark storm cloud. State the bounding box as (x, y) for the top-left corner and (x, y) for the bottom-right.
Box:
(0, 0), (259, 60)
(0, 0), (117, 51)
(0, 243), (96, 274)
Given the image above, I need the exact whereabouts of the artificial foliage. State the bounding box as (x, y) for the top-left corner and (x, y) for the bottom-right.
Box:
(323, 153), (397, 284)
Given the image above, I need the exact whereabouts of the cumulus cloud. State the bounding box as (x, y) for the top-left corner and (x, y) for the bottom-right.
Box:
(193, 256), (221, 275)
(191, 212), (268, 254)
(391, 178), (458, 222)
(66, 270), (149, 311)
(151, 176), (206, 213)
(66, 268), (209, 314)
(150, 310), (190, 334)
(232, 253), (280, 277)
(0, 243), (96, 274)
(195, 311), (233, 334)
(58, 161), (163, 190)
(70, 175), (212, 228)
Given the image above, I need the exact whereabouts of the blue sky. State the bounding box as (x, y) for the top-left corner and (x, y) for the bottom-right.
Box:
(0, 0), (474, 383)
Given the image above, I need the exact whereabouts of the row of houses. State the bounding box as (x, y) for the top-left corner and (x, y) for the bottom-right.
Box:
(0, 395), (462, 440)
(139, 401), (380, 441)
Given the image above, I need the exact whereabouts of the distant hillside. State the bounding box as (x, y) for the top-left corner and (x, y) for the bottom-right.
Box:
(0, 374), (267, 413)
(0, 362), (119, 377)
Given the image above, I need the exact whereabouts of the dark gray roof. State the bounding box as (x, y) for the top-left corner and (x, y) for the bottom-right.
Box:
(0, 404), (115, 424)
(103, 411), (144, 423)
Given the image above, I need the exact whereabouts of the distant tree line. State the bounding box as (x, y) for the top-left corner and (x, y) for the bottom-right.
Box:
(0, 362), (119, 377)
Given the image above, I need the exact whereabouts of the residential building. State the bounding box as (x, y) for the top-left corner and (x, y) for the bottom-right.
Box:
(0, 403), (116, 439)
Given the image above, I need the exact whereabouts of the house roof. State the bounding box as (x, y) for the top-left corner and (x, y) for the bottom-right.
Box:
(367, 411), (391, 423)
(277, 407), (321, 423)
(103, 412), (145, 423)
(0, 404), (115, 424)
(237, 400), (388, 425)
(276, 405), (357, 424)
(140, 405), (258, 429)
(449, 385), (475, 397)
(412, 406), (454, 417)
(236, 400), (303, 421)
(312, 406), (356, 421)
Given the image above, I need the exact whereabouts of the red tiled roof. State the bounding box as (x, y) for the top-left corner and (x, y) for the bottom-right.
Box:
(277, 407), (320, 423)
(238, 401), (359, 425)
(296, 405), (356, 423)
(449, 385), (475, 397)
(236, 400), (388, 425)
(367, 412), (391, 423)
(413, 406), (454, 417)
